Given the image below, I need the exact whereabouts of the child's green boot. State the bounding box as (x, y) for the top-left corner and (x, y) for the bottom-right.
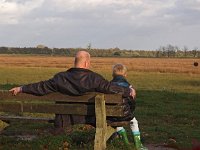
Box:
(117, 127), (130, 145)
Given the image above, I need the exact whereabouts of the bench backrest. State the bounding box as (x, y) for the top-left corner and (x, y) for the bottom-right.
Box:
(0, 91), (125, 117)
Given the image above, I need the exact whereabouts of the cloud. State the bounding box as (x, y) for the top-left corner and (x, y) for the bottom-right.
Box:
(0, 0), (200, 49)
(42, 0), (178, 29)
(52, 0), (132, 10)
(178, 0), (200, 11)
(0, 0), (44, 24)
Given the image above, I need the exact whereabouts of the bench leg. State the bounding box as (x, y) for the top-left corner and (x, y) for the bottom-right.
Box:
(0, 120), (9, 133)
(94, 94), (107, 150)
(105, 125), (116, 141)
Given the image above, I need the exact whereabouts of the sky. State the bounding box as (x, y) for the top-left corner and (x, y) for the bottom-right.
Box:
(0, 0), (200, 50)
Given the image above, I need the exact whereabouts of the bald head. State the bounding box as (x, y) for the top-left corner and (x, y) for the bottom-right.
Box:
(74, 51), (91, 69)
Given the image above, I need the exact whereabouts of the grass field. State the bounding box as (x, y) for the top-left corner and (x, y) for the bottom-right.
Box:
(0, 55), (200, 149)
(1, 55), (199, 74)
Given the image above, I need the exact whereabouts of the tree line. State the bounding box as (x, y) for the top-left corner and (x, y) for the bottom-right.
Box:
(0, 44), (199, 58)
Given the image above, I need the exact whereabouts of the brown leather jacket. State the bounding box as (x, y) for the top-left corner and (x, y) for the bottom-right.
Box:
(22, 68), (131, 97)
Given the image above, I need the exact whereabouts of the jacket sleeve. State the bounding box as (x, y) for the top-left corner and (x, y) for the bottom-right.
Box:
(94, 75), (131, 97)
(21, 76), (58, 96)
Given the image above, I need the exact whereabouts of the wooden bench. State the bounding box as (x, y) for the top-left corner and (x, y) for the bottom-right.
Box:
(0, 90), (129, 150)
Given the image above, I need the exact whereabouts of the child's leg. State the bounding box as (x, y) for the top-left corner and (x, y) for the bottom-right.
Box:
(116, 127), (129, 144)
(130, 118), (148, 150)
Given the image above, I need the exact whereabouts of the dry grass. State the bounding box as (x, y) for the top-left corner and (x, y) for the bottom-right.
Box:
(1, 55), (199, 74)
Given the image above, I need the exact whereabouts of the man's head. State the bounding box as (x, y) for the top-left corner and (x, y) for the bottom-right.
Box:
(112, 63), (127, 77)
(74, 51), (91, 69)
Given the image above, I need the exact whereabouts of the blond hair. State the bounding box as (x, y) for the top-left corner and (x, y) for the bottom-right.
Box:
(112, 63), (127, 77)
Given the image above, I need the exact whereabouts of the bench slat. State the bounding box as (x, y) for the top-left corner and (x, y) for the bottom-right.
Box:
(0, 116), (130, 127)
(0, 91), (123, 104)
(0, 116), (54, 123)
(108, 121), (130, 127)
(0, 103), (125, 117)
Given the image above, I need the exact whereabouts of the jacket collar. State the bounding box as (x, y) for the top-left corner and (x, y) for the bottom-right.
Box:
(68, 67), (92, 72)
(112, 75), (128, 83)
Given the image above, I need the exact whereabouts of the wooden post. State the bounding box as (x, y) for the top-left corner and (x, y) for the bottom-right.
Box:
(94, 94), (107, 150)
(105, 125), (116, 141)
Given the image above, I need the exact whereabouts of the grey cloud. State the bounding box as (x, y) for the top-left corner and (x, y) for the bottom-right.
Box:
(0, 0), (200, 50)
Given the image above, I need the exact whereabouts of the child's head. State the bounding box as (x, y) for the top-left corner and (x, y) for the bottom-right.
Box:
(112, 63), (127, 77)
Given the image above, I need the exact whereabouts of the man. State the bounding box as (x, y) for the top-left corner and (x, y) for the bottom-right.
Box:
(10, 51), (136, 127)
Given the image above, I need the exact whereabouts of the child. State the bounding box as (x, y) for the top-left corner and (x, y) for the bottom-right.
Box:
(111, 63), (147, 150)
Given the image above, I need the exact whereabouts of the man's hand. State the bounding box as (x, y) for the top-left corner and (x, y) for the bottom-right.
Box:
(130, 87), (136, 99)
(9, 87), (22, 96)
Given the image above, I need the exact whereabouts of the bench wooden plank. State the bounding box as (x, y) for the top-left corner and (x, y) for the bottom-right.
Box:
(0, 115), (130, 127)
(108, 121), (130, 127)
(0, 116), (54, 123)
(0, 103), (125, 117)
(0, 91), (123, 104)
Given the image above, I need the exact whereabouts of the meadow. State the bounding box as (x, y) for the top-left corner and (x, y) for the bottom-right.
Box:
(0, 55), (200, 149)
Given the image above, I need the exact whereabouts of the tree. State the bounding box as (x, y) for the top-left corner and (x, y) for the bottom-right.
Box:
(174, 46), (180, 57)
(113, 51), (121, 56)
(166, 44), (176, 57)
(157, 46), (167, 57)
(87, 43), (92, 50)
(192, 47), (198, 57)
(183, 46), (188, 58)
(155, 49), (162, 58)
